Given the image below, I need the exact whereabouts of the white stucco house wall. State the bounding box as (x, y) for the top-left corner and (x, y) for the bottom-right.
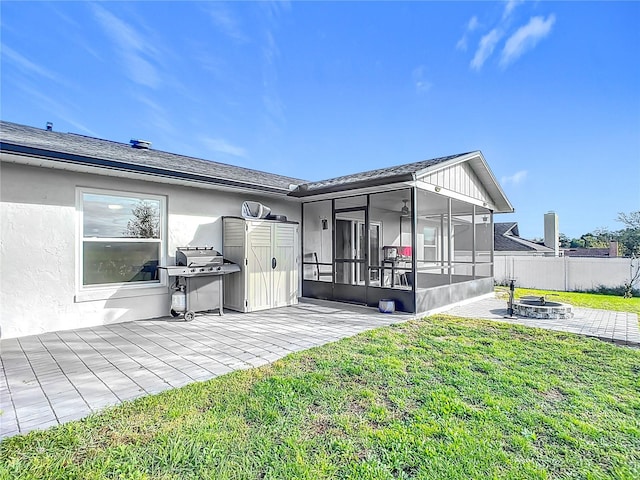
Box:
(1, 121), (513, 338)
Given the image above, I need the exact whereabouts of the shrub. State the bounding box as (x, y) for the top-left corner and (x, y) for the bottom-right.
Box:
(576, 284), (640, 297)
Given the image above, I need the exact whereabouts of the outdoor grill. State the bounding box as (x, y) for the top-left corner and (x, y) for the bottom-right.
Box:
(160, 247), (240, 321)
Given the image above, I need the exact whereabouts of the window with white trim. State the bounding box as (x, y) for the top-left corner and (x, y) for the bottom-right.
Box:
(79, 189), (165, 288)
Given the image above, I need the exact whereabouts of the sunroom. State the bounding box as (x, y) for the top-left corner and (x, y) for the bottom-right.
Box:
(290, 151), (514, 314)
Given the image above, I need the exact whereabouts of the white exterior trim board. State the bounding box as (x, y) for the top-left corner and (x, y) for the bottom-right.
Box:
(75, 186), (169, 302)
(415, 180), (496, 211)
(1, 151), (300, 201)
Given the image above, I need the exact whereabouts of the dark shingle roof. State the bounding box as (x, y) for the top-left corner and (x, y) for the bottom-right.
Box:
(563, 248), (611, 258)
(290, 152), (473, 197)
(0, 121), (307, 194)
(495, 222), (518, 238)
(494, 222), (554, 253)
(1, 121), (513, 212)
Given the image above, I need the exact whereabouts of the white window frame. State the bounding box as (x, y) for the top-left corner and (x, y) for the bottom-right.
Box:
(423, 225), (438, 262)
(75, 187), (167, 302)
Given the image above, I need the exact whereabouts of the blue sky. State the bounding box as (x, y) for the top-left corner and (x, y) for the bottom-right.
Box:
(2, 1), (638, 239)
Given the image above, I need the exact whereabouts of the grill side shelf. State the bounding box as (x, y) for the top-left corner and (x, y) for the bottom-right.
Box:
(158, 265), (240, 277)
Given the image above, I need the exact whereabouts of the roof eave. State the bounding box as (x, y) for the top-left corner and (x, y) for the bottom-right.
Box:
(0, 141), (293, 196)
(469, 152), (514, 214)
(415, 150), (514, 214)
(413, 151), (480, 178)
(507, 235), (554, 252)
(288, 173), (414, 198)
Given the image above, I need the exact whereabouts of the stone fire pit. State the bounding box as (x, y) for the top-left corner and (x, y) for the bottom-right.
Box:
(513, 296), (574, 320)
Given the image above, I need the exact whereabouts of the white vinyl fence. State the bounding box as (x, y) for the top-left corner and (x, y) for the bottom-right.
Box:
(494, 256), (639, 292)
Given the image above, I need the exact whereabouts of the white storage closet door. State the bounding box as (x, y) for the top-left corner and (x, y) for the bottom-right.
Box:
(247, 222), (273, 311)
(223, 218), (246, 312)
(273, 223), (298, 308)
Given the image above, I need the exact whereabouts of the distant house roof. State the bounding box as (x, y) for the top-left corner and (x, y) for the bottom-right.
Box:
(0, 121), (307, 195)
(494, 222), (555, 253)
(563, 248), (612, 258)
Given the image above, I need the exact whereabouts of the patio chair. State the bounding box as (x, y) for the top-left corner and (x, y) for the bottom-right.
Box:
(313, 252), (332, 280)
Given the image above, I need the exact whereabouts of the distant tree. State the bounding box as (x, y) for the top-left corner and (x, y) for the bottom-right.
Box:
(569, 237), (584, 248)
(616, 210), (640, 257)
(623, 260), (640, 298)
(578, 233), (609, 249)
(593, 227), (612, 240)
(559, 233), (571, 248)
(617, 211), (640, 229)
(558, 212), (639, 296)
(124, 201), (159, 238)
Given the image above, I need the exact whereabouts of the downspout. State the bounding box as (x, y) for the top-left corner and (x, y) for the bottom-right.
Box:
(365, 194), (371, 306)
(331, 198), (336, 298)
(472, 205), (476, 280)
(300, 201), (305, 296)
(410, 182), (417, 313)
(448, 197), (452, 284)
(490, 211), (495, 280)
(440, 214), (445, 275)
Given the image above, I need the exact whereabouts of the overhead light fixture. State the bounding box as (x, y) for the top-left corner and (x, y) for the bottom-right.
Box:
(400, 199), (410, 216)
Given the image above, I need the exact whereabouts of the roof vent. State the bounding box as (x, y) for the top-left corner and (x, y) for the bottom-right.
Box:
(46, 122), (53, 131)
(130, 139), (151, 150)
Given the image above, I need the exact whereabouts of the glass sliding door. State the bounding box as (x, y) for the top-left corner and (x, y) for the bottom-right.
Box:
(333, 206), (368, 305)
(335, 209), (366, 286)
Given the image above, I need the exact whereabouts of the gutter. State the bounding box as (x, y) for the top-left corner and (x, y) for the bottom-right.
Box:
(0, 142), (292, 196)
(288, 173), (414, 198)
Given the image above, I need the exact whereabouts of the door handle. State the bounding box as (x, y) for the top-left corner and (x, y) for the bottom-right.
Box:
(272, 257), (277, 269)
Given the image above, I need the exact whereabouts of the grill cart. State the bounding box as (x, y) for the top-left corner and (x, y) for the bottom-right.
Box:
(159, 247), (240, 321)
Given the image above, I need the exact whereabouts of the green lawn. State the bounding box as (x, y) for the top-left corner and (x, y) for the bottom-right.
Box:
(1, 316), (639, 479)
(496, 286), (640, 315)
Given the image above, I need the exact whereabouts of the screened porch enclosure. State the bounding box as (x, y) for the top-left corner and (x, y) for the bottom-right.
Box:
(301, 187), (494, 313)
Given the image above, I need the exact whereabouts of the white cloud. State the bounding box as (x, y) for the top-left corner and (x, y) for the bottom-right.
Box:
(503, 0), (524, 20)
(262, 30), (279, 68)
(252, 2), (292, 140)
(200, 136), (247, 157)
(91, 4), (162, 88)
(412, 66), (432, 94)
(500, 14), (556, 67)
(12, 82), (97, 136)
(261, 0), (292, 23)
(1, 44), (65, 84)
(135, 95), (176, 135)
(501, 170), (528, 185)
(470, 28), (503, 70)
(456, 15), (480, 51)
(261, 29), (286, 135)
(206, 4), (249, 43)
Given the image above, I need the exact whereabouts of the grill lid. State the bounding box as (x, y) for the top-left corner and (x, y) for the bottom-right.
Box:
(176, 247), (223, 266)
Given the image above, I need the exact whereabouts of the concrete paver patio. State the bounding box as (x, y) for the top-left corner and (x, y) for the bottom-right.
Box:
(1, 296), (638, 439)
(444, 296), (640, 347)
(0, 299), (410, 438)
